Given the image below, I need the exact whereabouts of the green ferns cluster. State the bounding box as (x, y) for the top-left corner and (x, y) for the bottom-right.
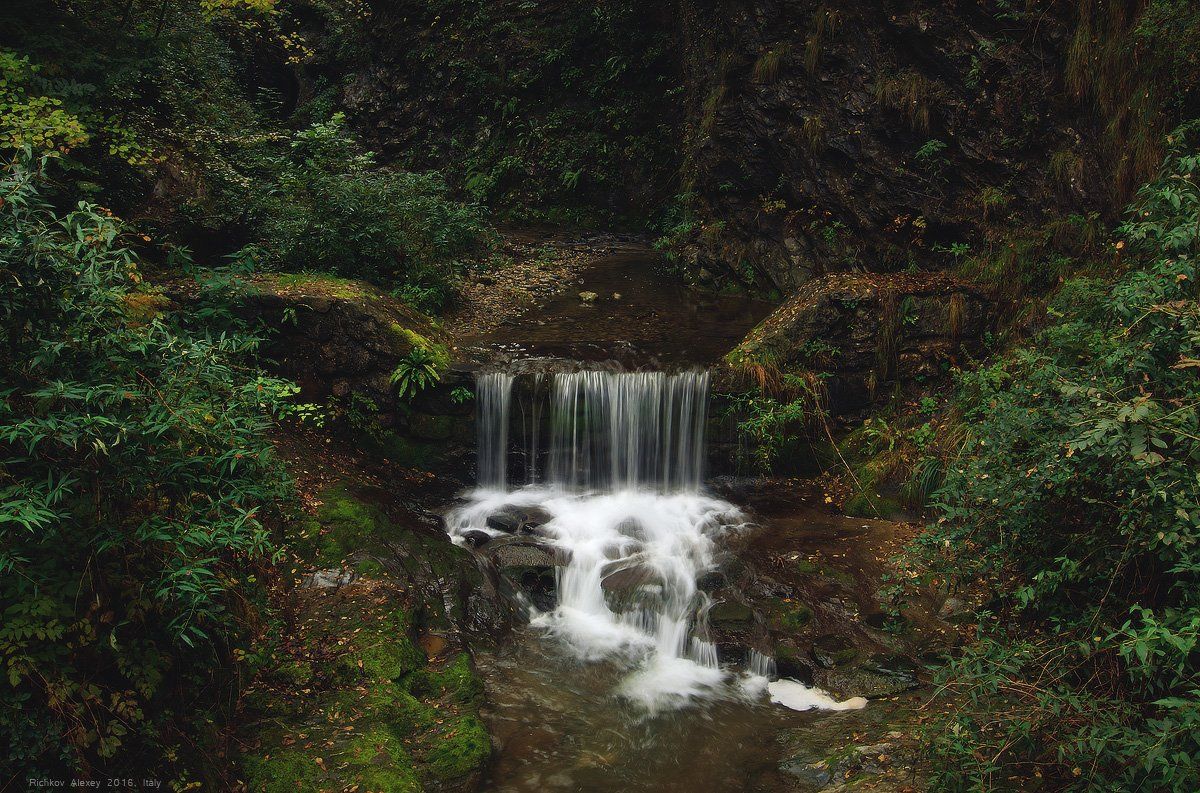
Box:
(914, 125), (1200, 791)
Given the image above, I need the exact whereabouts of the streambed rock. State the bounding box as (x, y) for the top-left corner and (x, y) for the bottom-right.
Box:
(488, 539), (563, 569)
(485, 506), (552, 535)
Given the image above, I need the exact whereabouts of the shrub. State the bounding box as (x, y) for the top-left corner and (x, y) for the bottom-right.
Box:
(0, 157), (294, 774)
(252, 114), (493, 311)
(913, 124), (1200, 791)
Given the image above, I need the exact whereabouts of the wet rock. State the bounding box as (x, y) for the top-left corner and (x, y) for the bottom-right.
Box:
(811, 634), (858, 668)
(614, 516), (646, 540)
(485, 505), (552, 534)
(696, 570), (726, 593)
(490, 541), (561, 569)
(778, 757), (832, 788)
(814, 663), (919, 700)
(601, 562), (657, 592)
(709, 600), (754, 628)
(461, 530), (492, 548)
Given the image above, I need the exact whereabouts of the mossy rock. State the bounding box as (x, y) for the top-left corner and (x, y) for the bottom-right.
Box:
(764, 598), (814, 633)
(334, 608), (426, 682)
(243, 723), (422, 793)
(422, 714), (491, 782)
(404, 653), (484, 705)
(709, 600), (755, 628)
(304, 484), (397, 564)
(298, 483), (414, 566)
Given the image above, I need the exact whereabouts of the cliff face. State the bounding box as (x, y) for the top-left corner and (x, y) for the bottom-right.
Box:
(345, 1), (1183, 295)
(674, 0), (1114, 294)
(346, 0), (684, 225)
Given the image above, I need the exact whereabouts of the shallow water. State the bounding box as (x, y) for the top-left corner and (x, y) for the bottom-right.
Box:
(446, 243), (899, 791)
(474, 625), (886, 793)
(459, 246), (773, 369)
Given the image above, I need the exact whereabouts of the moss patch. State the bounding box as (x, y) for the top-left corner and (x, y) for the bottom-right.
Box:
(302, 483), (404, 565)
(267, 272), (371, 300)
(241, 579), (491, 790)
(422, 714), (491, 782)
(764, 598), (815, 633)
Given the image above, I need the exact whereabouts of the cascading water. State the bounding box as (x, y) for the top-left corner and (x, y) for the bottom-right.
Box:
(448, 367), (864, 714)
(447, 368), (739, 711)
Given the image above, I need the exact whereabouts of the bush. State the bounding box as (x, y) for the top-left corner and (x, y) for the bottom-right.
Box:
(913, 125), (1200, 790)
(252, 113), (493, 311)
(0, 157), (294, 775)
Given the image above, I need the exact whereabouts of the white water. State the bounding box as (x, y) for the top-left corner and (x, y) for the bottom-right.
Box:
(448, 368), (862, 714)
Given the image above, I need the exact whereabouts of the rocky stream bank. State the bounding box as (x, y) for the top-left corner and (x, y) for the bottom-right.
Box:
(233, 233), (979, 792)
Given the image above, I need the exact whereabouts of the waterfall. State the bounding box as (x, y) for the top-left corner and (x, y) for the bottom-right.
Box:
(450, 367), (744, 712)
(548, 370), (709, 492)
(476, 371), (513, 490)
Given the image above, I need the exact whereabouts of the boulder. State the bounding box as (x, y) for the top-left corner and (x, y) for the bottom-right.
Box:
(811, 634), (858, 668)
(461, 530), (492, 548)
(485, 505), (552, 535)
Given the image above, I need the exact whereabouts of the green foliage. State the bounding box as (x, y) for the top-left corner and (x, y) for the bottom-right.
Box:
(390, 346), (444, 400)
(726, 372), (826, 472)
(0, 158), (293, 773)
(252, 114), (493, 309)
(914, 126), (1200, 791)
(0, 51), (88, 155)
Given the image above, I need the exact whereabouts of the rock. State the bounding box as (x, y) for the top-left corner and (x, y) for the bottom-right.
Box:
(696, 570), (726, 593)
(601, 562), (657, 592)
(489, 540), (562, 569)
(485, 505), (552, 534)
(614, 517), (646, 541)
(778, 757), (831, 787)
(811, 634), (858, 668)
(578, 290), (598, 303)
(811, 662), (921, 700)
(938, 596), (971, 623)
(302, 567), (358, 589)
(724, 272), (990, 413)
(461, 530), (492, 548)
(709, 599), (754, 628)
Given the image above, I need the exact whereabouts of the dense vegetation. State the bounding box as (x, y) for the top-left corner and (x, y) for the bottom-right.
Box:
(0, 157), (294, 777)
(910, 126), (1200, 791)
(3, 0), (1200, 788)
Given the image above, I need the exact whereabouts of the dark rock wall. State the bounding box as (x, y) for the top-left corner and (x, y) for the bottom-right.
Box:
(676, 0), (1111, 293)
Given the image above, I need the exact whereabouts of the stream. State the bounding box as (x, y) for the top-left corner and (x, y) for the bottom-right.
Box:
(440, 242), (926, 792)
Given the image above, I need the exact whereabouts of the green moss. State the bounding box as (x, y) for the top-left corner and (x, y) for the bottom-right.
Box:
(270, 272), (368, 300)
(244, 725), (423, 793)
(423, 714), (491, 782)
(339, 609), (426, 682)
(405, 653), (483, 705)
(356, 558), (384, 577)
(271, 659), (314, 687)
(389, 323), (450, 369)
(765, 599), (814, 632)
(345, 727), (422, 792)
(243, 749), (325, 793)
(310, 484), (401, 563)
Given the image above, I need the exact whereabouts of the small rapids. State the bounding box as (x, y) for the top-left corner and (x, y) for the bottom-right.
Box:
(447, 368), (860, 714)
